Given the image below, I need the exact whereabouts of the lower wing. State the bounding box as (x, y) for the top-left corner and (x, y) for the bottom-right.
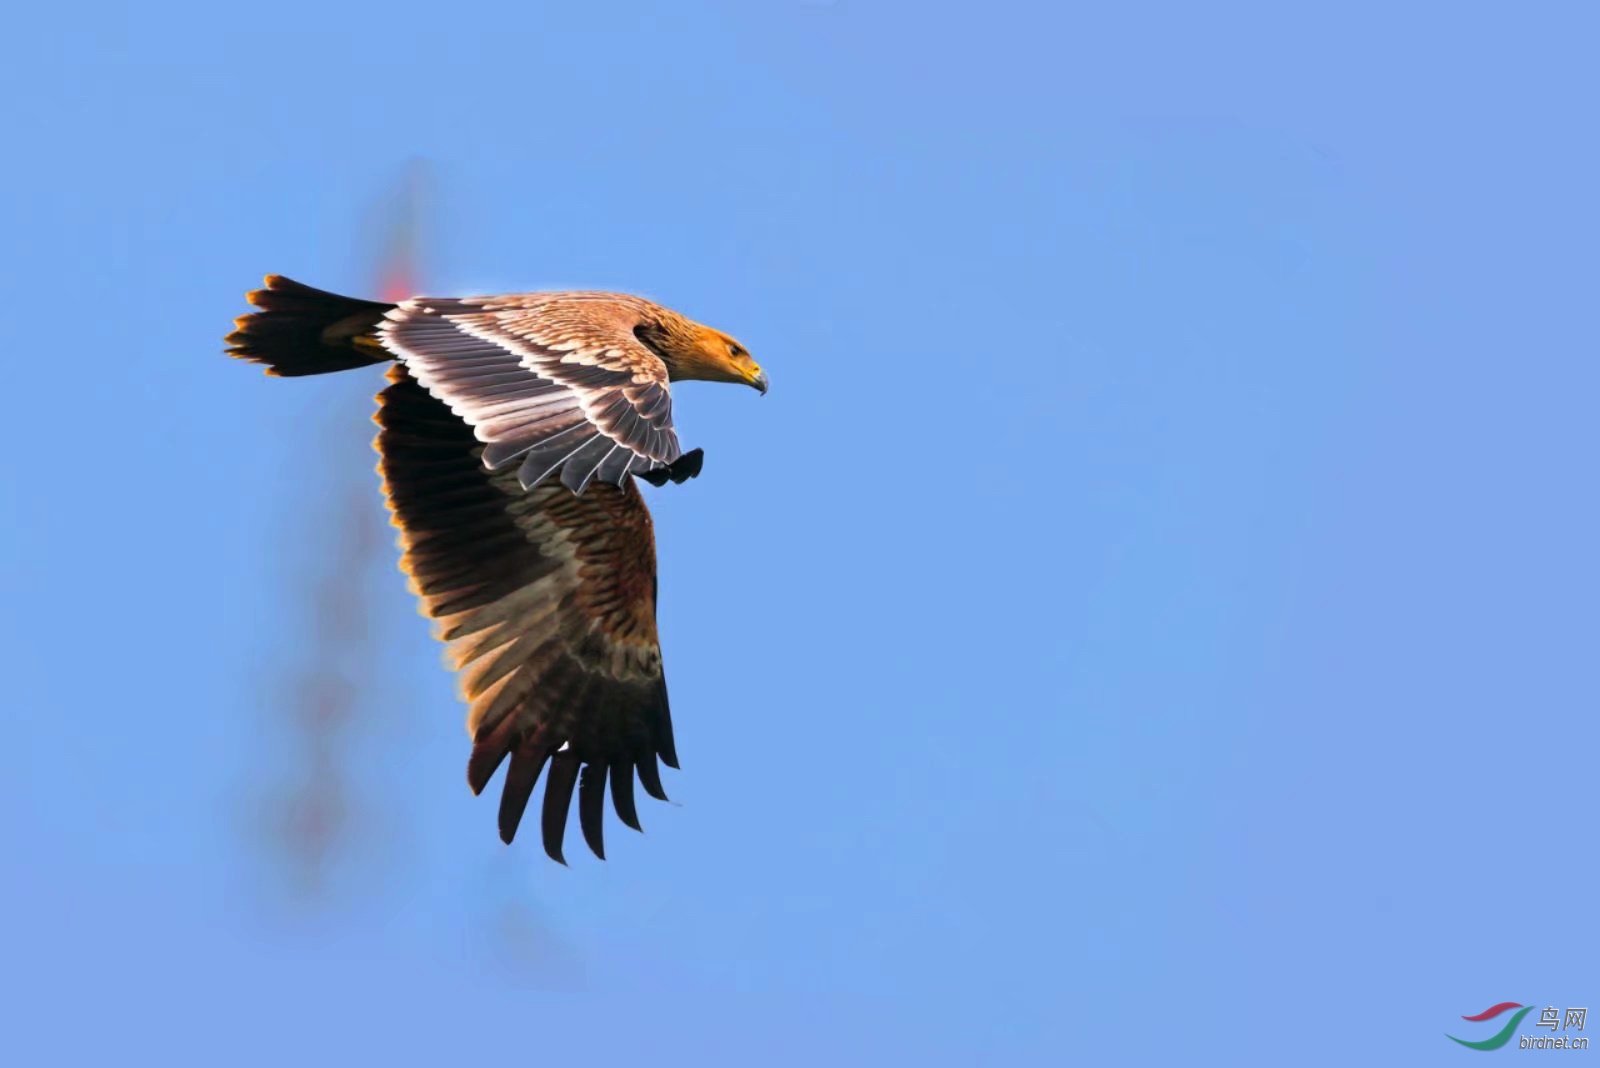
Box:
(373, 366), (680, 862)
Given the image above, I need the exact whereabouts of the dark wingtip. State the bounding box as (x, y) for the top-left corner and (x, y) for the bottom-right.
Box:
(541, 752), (580, 865)
(468, 719), (517, 796)
(657, 724), (680, 770)
(495, 738), (550, 845)
(637, 751), (669, 802)
(468, 747), (507, 797)
(578, 763), (608, 860)
(610, 762), (642, 832)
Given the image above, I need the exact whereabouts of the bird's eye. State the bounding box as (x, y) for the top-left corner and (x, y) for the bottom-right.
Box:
(729, 343), (744, 357)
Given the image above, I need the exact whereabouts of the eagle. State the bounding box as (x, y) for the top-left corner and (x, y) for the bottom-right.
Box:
(226, 275), (766, 863)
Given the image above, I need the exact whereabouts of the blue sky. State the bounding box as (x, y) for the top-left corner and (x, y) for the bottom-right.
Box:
(1, 2), (1595, 1063)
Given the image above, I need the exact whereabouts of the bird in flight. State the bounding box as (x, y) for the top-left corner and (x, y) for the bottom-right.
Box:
(226, 275), (766, 863)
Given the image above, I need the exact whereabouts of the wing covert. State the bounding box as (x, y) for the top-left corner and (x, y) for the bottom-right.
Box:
(378, 294), (685, 493)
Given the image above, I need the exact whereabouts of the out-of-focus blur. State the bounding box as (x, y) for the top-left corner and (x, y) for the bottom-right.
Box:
(2, 4), (1597, 1064)
(251, 161), (422, 903)
(243, 158), (572, 974)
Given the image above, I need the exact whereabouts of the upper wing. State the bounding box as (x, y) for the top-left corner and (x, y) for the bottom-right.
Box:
(378, 293), (685, 493)
(375, 365), (679, 861)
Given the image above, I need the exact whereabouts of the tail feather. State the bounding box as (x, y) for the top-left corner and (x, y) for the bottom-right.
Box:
(226, 275), (397, 377)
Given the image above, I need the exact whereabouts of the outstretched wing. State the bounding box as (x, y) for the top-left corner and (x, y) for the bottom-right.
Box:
(379, 293), (685, 493)
(374, 365), (679, 861)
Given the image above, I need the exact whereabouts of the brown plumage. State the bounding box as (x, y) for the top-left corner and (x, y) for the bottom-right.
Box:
(225, 275), (764, 862)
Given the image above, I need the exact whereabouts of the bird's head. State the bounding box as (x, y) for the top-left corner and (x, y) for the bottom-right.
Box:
(637, 314), (767, 394)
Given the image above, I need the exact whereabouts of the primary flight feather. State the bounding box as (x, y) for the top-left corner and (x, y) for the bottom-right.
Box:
(226, 275), (766, 863)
